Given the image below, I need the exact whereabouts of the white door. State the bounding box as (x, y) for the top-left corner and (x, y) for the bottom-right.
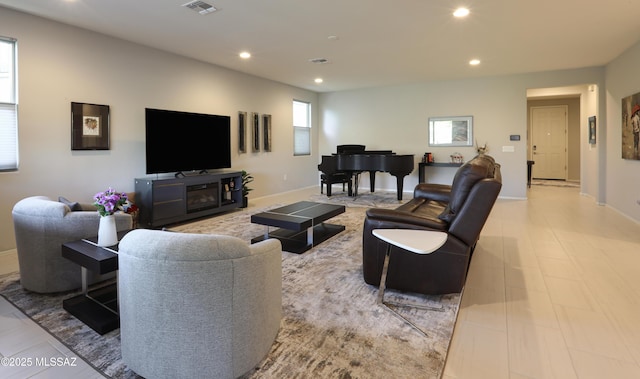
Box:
(531, 106), (567, 179)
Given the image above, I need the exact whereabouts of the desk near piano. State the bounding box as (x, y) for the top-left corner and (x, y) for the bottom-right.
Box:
(318, 146), (414, 200)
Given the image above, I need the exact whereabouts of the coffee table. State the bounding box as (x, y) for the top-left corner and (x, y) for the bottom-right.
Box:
(251, 201), (345, 254)
(61, 231), (127, 334)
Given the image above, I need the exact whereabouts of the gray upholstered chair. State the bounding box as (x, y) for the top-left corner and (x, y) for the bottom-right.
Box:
(117, 229), (283, 379)
(11, 196), (132, 293)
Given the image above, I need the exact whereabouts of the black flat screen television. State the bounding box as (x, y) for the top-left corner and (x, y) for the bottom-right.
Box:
(145, 108), (231, 174)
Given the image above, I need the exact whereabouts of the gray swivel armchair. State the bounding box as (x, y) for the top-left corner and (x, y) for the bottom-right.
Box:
(117, 229), (283, 379)
(11, 196), (132, 293)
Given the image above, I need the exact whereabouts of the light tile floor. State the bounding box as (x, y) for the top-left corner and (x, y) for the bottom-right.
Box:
(0, 296), (104, 378)
(444, 185), (640, 379)
(2, 184), (640, 378)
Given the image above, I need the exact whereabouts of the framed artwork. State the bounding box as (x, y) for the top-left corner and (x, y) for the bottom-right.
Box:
(428, 116), (473, 147)
(588, 116), (596, 145)
(238, 111), (247, 153)
(251, 112), (260, 152)
(622, 92), (640, 160)
(71, 102), (110, 150)
(262, 114), (272, 152)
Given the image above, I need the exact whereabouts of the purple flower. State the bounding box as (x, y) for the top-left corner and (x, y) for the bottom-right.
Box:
(93, 187), (129, 216)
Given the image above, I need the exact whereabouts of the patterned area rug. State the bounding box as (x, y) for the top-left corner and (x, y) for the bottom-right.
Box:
(531, 179), (580, 188)
(0, 193), (461, 379)
(307, 190), (409, 208)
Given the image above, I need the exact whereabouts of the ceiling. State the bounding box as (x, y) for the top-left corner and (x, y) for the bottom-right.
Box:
(1, 0), (640, 93)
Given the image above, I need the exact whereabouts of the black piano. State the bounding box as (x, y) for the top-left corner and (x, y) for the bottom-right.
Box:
(318, 147), (414, 200)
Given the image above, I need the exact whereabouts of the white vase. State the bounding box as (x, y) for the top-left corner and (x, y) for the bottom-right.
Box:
(98, 215), (118, 247)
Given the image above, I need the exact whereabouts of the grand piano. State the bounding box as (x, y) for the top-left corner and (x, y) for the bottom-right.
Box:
(318, 146), (414, 200)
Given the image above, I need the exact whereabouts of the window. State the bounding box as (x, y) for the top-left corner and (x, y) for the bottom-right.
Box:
(0, 37), (18, 171)
(293, 100), (310, 156)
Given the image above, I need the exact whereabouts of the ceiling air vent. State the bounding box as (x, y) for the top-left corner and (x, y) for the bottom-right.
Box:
(182, 1), (217, 15)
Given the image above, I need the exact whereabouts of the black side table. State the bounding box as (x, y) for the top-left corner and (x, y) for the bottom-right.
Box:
(61, 232), (126, 334)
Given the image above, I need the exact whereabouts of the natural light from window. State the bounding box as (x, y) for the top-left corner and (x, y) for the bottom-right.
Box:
(431, 120), (453, 144)
(0, 37), (18, 171)
(293, 100), (311, 156)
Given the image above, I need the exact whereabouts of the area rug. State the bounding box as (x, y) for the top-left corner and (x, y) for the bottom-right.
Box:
(531, 179), (580, 188)
(307, 190), (408, 208)
(0, 192), (461, 379)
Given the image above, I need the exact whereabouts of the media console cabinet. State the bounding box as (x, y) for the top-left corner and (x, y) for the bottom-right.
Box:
(135, 170), (242, 228)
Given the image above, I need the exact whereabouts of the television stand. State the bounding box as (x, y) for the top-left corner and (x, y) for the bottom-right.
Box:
(135, 170), (242, 228)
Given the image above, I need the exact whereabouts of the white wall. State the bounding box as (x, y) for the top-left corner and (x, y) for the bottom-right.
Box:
(319, 68), (606, 200)
(0, 8), (318, 251)
(604, 40), (640, 222)
(582, 86), (601, 202)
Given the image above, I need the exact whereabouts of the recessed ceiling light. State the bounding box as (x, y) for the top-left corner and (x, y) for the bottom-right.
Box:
(453, 7), (470, 18)
(469, 59), (481, 66)
(239, 51), (251, 59)
(314, 78), (324, 84)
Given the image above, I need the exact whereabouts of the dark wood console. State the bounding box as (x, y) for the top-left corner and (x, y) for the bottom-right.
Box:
(418, 162), (463, 183)
(135, 170), (242, 228)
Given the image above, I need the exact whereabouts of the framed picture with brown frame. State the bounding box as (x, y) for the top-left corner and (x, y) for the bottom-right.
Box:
(71, 102), (110, 150)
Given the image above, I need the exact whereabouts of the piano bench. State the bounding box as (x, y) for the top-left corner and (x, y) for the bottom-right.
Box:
(320, 173), (353, 197)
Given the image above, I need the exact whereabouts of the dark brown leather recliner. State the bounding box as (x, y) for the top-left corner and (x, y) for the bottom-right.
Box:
(362, 154), (502, 295)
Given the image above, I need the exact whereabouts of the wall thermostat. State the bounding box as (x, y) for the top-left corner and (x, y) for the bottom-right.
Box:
(510, 135), (521, 141)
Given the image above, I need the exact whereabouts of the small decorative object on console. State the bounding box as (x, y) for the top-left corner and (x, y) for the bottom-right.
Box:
(450, 153), (464, 164)
(475, 140), (488, 154)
